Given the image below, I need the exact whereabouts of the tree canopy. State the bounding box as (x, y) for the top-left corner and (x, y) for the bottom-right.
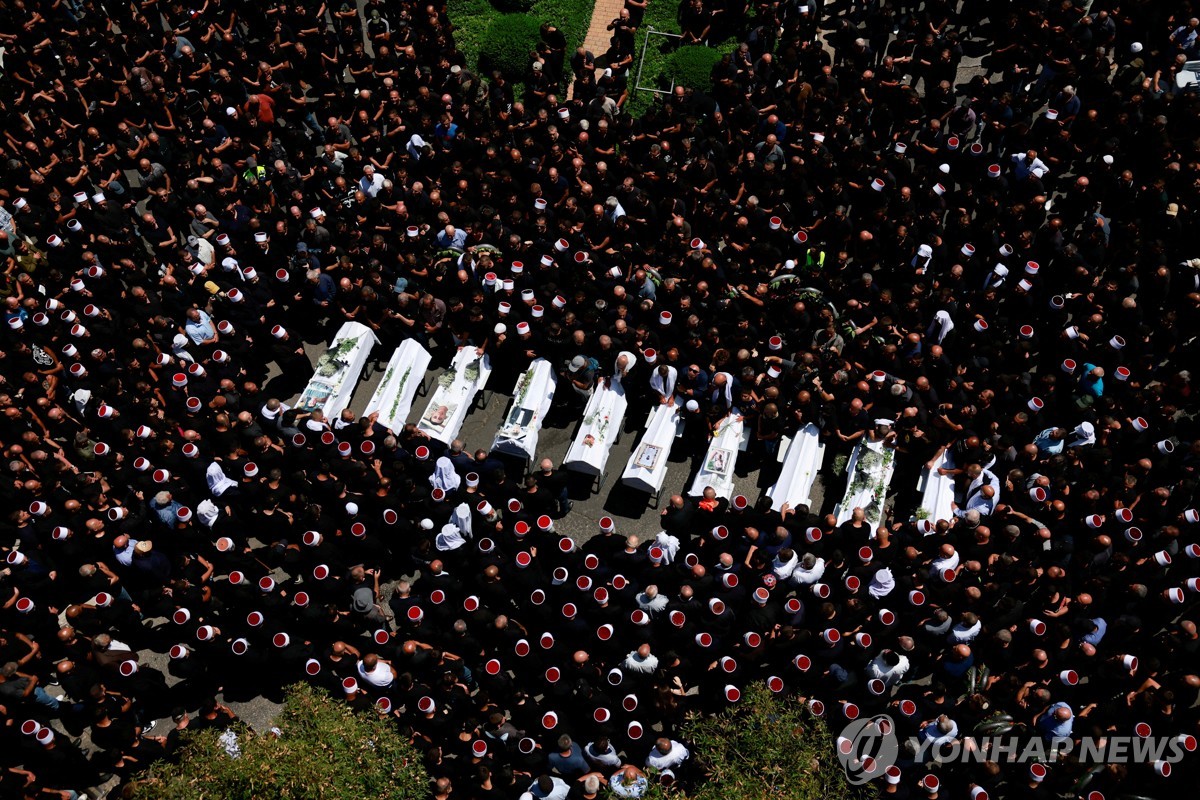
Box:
(128, 683), (429, 800)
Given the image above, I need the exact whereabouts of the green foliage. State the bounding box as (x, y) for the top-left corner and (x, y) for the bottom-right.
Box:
(128, 683), (429, 800)
(479, 14), (543, 79)
(666, 46), (723, 92)
(447, 0), (494, 69)
(677, 682), (875, 800)
(449, 0), (591, 81)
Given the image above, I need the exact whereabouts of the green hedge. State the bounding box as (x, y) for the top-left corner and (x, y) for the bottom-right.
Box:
(129, 683), (429, 800)
(449, 0), (591, 82)
(668, 45), (723, 92)
(479, 13), (543, 79)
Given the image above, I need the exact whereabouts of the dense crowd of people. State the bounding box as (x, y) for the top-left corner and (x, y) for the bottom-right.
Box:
(1, 0), (1200, 797)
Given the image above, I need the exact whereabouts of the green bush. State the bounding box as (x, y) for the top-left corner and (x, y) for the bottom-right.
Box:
(127, 683), (429, 800)
(478, 14), (542, 79)
(678, 683), (875, 800)
(667, 45), (724, 92)
(493, 0), (536, 11)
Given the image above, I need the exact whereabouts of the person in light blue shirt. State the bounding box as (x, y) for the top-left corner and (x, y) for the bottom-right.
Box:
(1080, 617), (1107, 646)
(1034, 427), (1067, 455)
(1036, 701), (1074, 740)
(184, 308), (217, 345)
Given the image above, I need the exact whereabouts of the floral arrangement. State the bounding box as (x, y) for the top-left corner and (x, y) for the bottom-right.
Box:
(513, 367), (535, 408)
(388, 367), (412, 421)
(315, 335), (361, 378)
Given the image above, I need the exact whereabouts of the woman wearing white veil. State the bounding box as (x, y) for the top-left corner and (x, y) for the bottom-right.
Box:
(206, 462), (237, 497)
(429, 456), (462, 492)
(927, 310), (955, 344)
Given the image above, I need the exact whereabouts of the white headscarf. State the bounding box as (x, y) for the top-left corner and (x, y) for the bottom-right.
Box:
(928, 310), (955, 344)
(613, 351), (638, 388)
(711, 373), (734, 408)
(196, 499), (221, 528)
(206, 462), (237, 497)
(407, 134), (427, 160)
(869, 568), (896, 598)
(654, 530), (680, 564)
(649, 365), (677, 400)
(429, 456), (461, 492)
(451, 502), (473, 540)
(1068, 421), (1096, 448)
(435, 522), (466, 551)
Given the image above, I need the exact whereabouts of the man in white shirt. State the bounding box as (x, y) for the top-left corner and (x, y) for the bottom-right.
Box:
(584, 736), (622, 770)
(949, 612), (983, 643)
(866, 649), (910, 685)
(357, 653), (396, 689)
(646, 737), (690, 774)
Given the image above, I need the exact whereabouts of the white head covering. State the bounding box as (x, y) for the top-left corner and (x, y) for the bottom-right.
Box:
(613, 350), (638, 386)
(171, 336), (196, 363)
(196, 498), (221, 528)
(653, 530), (680, 564)
(928, 310), (955, 344)
(430, 456), (462, 492)
(649, 365), (678, 400)
(407, 134), (428, 160)
(451, 502), (473, 540)
(435, 522), (466, 551)
(1068, 421), (1096, 448)
(869, 568), (896, 598)
(711, 372), (735, 408)
(205, 462), (238, 497)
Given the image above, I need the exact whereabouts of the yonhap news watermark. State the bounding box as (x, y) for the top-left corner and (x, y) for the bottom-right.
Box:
(834, 715), (1197, 785)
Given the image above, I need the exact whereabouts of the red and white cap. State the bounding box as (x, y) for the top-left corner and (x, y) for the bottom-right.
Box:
(196, 625), (215, 641)
(542, 711), (559, 729)
(724, 684), (742, 702)
(695, 632), (713, 648)
(418, 696), (436, 712)
(1029, 618), (1047, 635)
(606, 668), (622, 686)
(732, 494), (749, 510)
(1029, 763), (1047, 783)
(885, 765), (902, 785)
(920, 773), (940, 792)
(176, 506), (193, 523)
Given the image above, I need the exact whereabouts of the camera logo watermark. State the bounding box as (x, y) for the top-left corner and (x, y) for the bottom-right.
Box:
(835, 715), (900, 785)
(835, 715), (1197, 783)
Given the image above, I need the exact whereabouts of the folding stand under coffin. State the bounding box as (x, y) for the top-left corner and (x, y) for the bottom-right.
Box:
(621, 403), (684, 506)
(563, 381), (629, 493)
(490, 358), (558, 464)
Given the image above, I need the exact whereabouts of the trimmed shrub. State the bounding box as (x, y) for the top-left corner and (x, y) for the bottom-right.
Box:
(479, 14), (542, 79)
(667, 45), (724, 92)
(494, 0), (536, 11)
(127, 683), (429, 800)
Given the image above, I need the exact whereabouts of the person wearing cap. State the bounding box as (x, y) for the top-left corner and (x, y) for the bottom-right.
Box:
(561, 354), (597, 402)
